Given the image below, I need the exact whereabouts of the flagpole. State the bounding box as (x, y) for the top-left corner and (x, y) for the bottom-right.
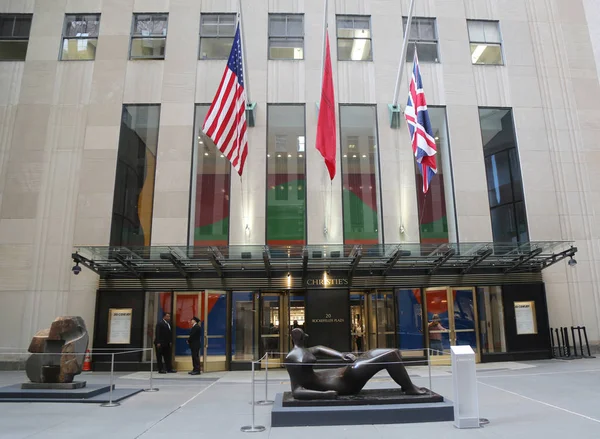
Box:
(392, 0), (417, 108)
(321, 0), (330, 237)
(237, 0), (251, 103)
(321, 0), (329, 91)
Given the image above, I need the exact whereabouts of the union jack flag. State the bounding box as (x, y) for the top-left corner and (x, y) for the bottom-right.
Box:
(404, 47), (437, 193)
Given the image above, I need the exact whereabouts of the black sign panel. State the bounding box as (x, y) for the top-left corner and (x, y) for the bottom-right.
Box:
(304, 289), (350, 353)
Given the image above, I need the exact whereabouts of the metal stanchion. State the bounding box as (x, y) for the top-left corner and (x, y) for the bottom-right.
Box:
(427, 347), (432, 396)
(145, 347), (159, 392)
(240, 360), (266, 433)
(256, 352), (273, 405)
(101, 353), (120, 407)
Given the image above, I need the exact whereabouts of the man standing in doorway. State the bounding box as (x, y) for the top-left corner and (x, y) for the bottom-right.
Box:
(187, 316), (202, 375)
(154, 312), (176, 374)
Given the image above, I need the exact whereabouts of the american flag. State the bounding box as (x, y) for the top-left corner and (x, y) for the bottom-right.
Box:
(404, 47), (437, 193)
(202, 23), (248, 176)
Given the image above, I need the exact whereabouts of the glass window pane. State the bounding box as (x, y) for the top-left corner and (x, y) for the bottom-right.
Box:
(61, 38), (98, 60)
(110, 105), (161, 247)
(65, 14), (100, 37)
(0, 40), (28, 60)
(287, 15), (303, 37)
(200, 15), (219, 36)
(337, 38), (372, 61)
(353, 17), (371, 37)
(485, 151), (513, 208)
(416, 107), (457, 244)
(130, 37), (166, 59)
(134, 14), (168, 36)
(269, 38), (303, 60)
(396, 289), (425, 353)
(483, 21), (501, 43)
(470, 43), (502, 64)
(191, 105), (231, 246)
(13, 16), (31, 37)
(416, 18), (435, 40)
(219, 21), (236, 36)
(406, 41), (438, 62)
(340, 106), (381, 244)
(0, 16), (13, 37)
(509, 148), (524, 201)
(490, 204), (517, 243)
(467, 20), (485, 42)
(199, 37), (234, 59)
(337, 17), (355, 35)
(515, 201), (529, 243)
(267, 105), (306, 245)
(269, 15), (287, 36)
(232, 292), (254, 361)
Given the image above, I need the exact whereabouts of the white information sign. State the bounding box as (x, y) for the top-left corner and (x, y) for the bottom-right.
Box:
(514, 301), (537, 335)
(108, 308), (133, 344)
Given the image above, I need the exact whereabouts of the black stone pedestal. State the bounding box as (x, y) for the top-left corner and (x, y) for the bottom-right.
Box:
(272, 389), (454, 427)
(21, 381), (86, 390)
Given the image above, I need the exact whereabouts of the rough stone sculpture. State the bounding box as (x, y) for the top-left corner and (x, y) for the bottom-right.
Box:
(26, 316), (89, 384)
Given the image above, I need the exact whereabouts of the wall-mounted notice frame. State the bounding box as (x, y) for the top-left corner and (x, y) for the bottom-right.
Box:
(108, 308), (133, 344)
(514, 301), (537, 335)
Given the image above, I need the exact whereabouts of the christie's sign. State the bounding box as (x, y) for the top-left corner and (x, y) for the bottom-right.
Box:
(305, 277), (349, 287)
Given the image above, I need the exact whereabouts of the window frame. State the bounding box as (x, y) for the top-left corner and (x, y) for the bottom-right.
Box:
(199, 12), (236, 60)
(467, 19), (504, 66)
(60, 13), (101, 61)
(336, 14), (373, 62)
(268, 13), (305, 60)
(0, 13), (33, 62)
(402, 16), (439, 63)
(130, 13), (169, 60)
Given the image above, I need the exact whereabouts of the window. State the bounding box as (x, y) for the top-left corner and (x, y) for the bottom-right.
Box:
(266, 105), (306, 245)
(189, 105), (231, 246)
(340, 105), (381, 244)
(268, 14), (303, 60)
(0, 14), (32, 61)
(61, 14), (100, 61)
(403, 17), (438, 62)
(336, 15), (372, 61)
(199, 13), (236, 60)
(414, 107), (457, 244)
(110, 105), (160, 247)
(130, 14), (168, 60)
(479, 108), (528, 244)
(468, 20), (503, 65)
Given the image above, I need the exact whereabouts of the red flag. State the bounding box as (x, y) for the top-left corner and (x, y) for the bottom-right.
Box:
(316, 31), (336, 180)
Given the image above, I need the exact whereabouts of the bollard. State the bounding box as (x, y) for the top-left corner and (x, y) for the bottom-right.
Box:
(145, 347), (159, 392)
(570, 327), (582, 359)
(554, 328), (563, 358)
(562, 327), (571, 358)
(101, 353), (121, 407)
(550, 328), (557, 358)
(256, 352), (273, 405)
(240, 360), (266, 433)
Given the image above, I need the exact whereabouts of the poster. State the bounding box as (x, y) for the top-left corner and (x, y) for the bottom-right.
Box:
(108, 308), (133, 344)
(514, 301), (537, 335)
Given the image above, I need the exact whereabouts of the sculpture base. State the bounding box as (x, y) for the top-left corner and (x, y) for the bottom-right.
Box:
(282, 388), (444, 407)
(21, 381), (86, 390)
(272, 390), (454, 427)
(0, 384), (142, 403)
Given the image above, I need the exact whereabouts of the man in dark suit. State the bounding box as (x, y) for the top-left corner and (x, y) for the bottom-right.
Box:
(187, 316), (202, 375)
(154, 312), (176, 374)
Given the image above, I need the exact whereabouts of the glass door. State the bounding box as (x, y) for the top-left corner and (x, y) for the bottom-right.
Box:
(203, 290), (227, 372)
(259, 293), (283, 364)
(173, 292), (200, 371)
(424, 287), (480, 364)
(350, 292), (367, 352)
(368, 291), (396, 349)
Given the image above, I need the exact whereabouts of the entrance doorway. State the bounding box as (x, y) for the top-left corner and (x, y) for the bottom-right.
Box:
(424, 287), (479, 364)
(173, 291), (227, 372)
(258, 291), (305, 366)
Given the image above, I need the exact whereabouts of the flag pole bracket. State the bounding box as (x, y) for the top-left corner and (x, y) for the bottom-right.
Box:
(246, 102), (256, 127)
(388, 104), (403, 129)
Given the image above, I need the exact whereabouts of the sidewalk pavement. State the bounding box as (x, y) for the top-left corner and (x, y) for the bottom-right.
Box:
(1, 358), (600, 438)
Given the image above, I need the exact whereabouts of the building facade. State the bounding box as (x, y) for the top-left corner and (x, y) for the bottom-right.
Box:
(0, 0), (598, 370)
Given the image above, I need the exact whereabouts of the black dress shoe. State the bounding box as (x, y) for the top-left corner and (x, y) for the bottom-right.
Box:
(167, 370), (177, 373)
(158, 370), (166, 374)
(190, 371), (200, 375)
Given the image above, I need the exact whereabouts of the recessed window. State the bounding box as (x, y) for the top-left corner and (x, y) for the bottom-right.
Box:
(468, 20), (503, 65)
(61, 14), (100, 61)
(130, 14), (168, 60)
(0, 14), (32, 61)
(268, 14), (304, 60)
(403, 17), (438, 63)
(336, 15), (372, 61)
(199, 13), (236, 60)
